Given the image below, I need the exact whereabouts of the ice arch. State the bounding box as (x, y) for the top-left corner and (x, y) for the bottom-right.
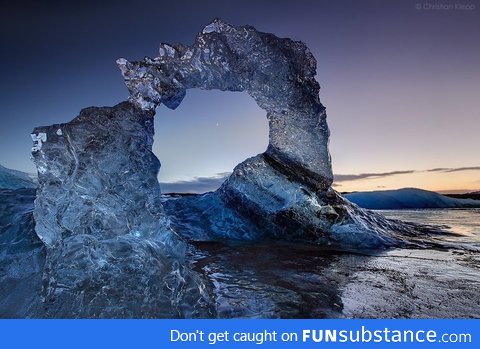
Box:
(118, 19), (431, 247)
(28, 18), (444, 318)
(117, 18), (333, 192)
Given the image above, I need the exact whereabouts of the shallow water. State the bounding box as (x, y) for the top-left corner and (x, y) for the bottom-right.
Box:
(187, 209), (480, 318)
(379, 208), (480, 243)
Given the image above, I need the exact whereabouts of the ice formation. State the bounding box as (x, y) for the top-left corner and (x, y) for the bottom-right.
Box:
(28, 19), (441, 317)
(117, 19), (332, 190)
(118, 19), (431, 249)
(31, 103), (212, 317)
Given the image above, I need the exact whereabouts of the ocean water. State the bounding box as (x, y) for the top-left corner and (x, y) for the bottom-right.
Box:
(378, 208), (480, 243)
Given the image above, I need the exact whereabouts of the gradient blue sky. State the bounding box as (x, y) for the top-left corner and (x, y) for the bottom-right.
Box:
(1, 0), (479, 193)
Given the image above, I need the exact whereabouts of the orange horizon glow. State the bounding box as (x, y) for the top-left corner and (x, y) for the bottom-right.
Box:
(333, 168), (480, 194)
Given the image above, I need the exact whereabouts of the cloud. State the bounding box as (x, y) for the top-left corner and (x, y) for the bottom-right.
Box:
(334, 166), (480, 183)
(334, 170), (415, 182)
(426, 166), (480, 173)
(425, 168), (450, 172)
(160, 172), (231, 194)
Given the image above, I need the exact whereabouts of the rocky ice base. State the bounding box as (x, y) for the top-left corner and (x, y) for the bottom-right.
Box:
(2, 19), (474, 317)
(164, 184), (451, 250)
(2, 189), (479, 318)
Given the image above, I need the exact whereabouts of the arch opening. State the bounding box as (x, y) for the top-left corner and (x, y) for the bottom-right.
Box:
(155, 89), (269, 194)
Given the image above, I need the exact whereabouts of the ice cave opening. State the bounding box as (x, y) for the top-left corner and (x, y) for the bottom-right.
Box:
(154, 89), (269, 194)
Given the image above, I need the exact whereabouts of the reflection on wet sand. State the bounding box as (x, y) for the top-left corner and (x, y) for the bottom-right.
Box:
(189, 238), (480, 318)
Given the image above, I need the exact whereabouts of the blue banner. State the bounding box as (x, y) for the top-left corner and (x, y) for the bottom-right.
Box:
(0, 319), (476, 348)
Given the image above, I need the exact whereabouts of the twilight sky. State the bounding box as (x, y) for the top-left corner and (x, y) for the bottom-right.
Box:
(1, 0), (479, 193)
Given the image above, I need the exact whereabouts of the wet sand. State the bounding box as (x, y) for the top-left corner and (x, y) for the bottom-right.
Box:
(189, 241), (480, 318)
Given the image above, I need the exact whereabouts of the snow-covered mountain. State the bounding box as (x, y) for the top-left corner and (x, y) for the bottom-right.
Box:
(0, 164), (36, 190)
(345, 187), (480, 209)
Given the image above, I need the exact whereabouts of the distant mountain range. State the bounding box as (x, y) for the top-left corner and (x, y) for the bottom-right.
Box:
(345, 188), (480, 209)
(0, 164), (36, 190)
